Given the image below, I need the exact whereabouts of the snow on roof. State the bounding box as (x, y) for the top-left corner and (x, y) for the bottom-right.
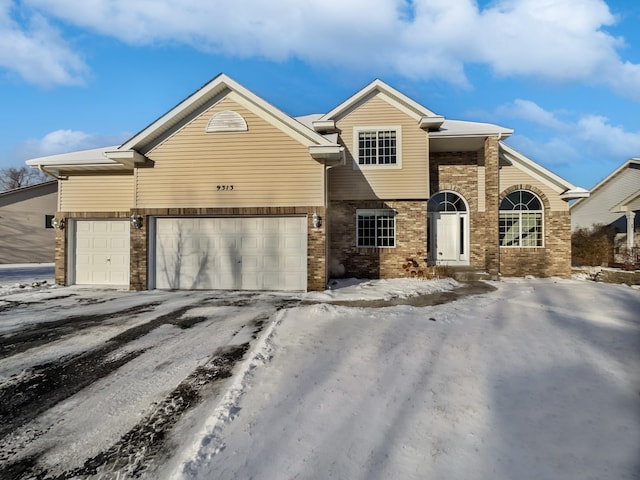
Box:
(25, 146), (120, 167)
(430, 119), (513, 137)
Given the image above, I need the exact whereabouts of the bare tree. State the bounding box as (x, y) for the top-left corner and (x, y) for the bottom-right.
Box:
(0, 166), (49, 191)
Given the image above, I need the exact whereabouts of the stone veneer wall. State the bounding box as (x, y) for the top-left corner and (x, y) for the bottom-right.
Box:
(56, 207), (327, 291)
(328, 200), (428, 279)
(498, 185), (572, 278)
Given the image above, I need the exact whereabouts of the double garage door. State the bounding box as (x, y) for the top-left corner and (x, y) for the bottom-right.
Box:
(154, 217), (308, 291)
(73, 217), (308, 291)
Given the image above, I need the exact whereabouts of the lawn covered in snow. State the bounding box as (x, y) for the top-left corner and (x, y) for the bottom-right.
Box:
(173, 278), (640, 480)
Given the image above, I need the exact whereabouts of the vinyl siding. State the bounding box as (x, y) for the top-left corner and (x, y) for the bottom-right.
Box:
(59, 175), (134, 212)
(330, 94), (429, 200)
(499, 165), (567, 211)
(137, 97), (324, 208)
(571, 165), (640, 230)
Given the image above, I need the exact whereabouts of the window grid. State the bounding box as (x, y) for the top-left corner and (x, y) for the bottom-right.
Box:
(499, 190), (543, 247)
(357, 210), (396, 248)
(358, 130), (397, 165)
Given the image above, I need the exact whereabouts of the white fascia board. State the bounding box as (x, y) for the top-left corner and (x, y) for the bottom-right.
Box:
(320, 79), (437, 121)
(431, 120), (513, 138)
(308, 144), (344, 163)
(25, 145), (120, 167)
(104, 149), (149, 167)
(312, 120), (337, 132)
(419, 116), (445, 130)
(500, 142), (583, 196)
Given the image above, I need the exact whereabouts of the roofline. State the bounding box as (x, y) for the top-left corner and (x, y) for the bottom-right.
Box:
(571, 157), (640, 209)
(500, 142), (589, 199)
(0, 180), (57, 196)
(319, 78), (439, 121)
(120, 73), (334, 152)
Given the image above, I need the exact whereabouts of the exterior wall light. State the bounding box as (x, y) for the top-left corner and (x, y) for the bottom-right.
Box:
(51, 217), (65, 230)
(312, 212), (321, 228)
(130, 214), (143, 229)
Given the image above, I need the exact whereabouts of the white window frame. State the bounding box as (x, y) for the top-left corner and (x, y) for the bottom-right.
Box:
(499, 190), (544, 248)
(353, 126), (402, 170)
(356, 209), (396, 248)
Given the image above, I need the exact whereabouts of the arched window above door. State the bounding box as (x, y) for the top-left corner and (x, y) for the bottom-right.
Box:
(428, 191), (467, 212)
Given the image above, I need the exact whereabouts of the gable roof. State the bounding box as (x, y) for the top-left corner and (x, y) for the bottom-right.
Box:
(25, 74), (344, 174)
(500, 142), (589, 200)
(571, 158), (640, 210)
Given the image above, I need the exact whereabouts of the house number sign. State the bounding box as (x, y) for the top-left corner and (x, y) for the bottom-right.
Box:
(216, 185), (234, 191)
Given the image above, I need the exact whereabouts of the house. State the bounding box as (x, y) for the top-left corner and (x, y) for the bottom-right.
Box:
(0, 180), (58, 264)
(25, 74), (588, 291)
(571, 158), (640, 263)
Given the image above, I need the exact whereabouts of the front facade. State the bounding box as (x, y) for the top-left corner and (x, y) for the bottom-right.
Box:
(27, 74), (587, 291)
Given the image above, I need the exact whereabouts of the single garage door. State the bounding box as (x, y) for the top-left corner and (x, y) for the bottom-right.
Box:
(74, 220), (130, 285)
(154, 216), (307, 291)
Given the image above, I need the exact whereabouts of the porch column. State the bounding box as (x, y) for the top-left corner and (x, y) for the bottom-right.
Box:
(484, 136), (500, 276)
(627, 211), (636, 250)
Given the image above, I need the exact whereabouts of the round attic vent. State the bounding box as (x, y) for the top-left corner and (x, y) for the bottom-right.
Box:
(206, 110), (248, 132)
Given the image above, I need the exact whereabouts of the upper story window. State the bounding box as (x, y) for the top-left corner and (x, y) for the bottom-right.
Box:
(354, 127), (401, 168)
(499, 190), (544, 247)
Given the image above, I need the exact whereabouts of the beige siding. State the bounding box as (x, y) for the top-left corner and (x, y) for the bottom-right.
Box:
(500, 165), (567, 211)
(330, 94), (429, 200)
(137, 97), (324, 208)
(60, 175), (134, 212)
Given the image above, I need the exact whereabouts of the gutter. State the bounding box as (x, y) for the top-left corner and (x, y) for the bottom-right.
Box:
(37, 165), (68, 181)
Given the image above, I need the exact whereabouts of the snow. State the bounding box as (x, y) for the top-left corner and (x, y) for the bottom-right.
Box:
(1, 265), (638, 479)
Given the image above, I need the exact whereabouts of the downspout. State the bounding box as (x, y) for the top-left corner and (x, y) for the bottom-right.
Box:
(37, 165), (68, 181)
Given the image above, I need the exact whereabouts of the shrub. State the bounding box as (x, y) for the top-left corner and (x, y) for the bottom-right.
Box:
(571, 224), (616, 266)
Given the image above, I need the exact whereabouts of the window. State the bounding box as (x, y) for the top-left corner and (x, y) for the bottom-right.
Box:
(428, 191), (467, 212)
(355, 127), (400, 167)
(499, 190), (543, 247)
(357, 209), (396, 248)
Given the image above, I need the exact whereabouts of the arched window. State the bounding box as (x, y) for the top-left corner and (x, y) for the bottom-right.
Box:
(428, 191), (467, 212)
(499, 190), (543, 247)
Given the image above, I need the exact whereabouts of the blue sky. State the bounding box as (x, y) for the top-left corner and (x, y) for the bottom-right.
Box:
(1, 0), (639, 189)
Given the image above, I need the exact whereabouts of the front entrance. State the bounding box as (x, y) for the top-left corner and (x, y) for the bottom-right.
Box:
(428, 191), (469, 265)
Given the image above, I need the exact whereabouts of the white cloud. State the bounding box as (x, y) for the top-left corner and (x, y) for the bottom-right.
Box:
(5, 0), (640, 98)
(0, 1), (87, 87)
(16, 129), (130, 159)
(500, 99), (640, 169)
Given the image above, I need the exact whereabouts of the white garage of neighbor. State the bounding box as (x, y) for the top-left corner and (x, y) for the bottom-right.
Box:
(72, 220), (131, 286)
(152, 216), (308, 291)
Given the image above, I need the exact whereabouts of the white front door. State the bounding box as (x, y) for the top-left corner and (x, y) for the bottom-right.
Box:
(153, 216), (307, 291)
(429, 212), (469, 265)
(73, 220), (130, 285)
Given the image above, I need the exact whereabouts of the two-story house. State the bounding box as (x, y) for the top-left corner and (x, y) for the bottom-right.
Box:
(26, 74), (588, 290)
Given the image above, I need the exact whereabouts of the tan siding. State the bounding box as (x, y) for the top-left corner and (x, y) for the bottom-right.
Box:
(137, 97), (324, 208)
(330, 94), (429, 200)
(500, 165), (567, 211)
(60, 175), (134, 212)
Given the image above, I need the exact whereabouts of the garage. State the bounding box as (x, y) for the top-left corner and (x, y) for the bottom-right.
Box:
(73, 220), (130, 285)
(153, 216), (308, 291)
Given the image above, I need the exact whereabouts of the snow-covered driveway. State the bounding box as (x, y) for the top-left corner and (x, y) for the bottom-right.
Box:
(181, 278), (640, 480)
(0, 270), (638, 480)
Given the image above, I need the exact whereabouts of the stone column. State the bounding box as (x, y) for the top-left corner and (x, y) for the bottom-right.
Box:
(627, 211), (636, 250)
(484, 136), (500, 276)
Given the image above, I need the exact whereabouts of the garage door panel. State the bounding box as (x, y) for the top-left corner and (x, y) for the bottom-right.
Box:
(74, 220), (130, 286)
(155, 217), (307, 290)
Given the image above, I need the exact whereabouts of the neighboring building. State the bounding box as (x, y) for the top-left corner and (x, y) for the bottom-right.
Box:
(25, 74), (588, 290)
(0, 181), (57, 264)
(571, 158), (640, 264)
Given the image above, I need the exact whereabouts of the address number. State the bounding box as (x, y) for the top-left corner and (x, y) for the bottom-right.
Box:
(216, 185), (234, 191)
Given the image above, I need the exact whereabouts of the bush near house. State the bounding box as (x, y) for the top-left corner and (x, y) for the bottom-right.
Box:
(571, 224), (616, 266)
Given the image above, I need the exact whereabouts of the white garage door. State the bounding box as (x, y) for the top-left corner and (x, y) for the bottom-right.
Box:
(154, 216), (307, 291)
(74, 220), (130, 285)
